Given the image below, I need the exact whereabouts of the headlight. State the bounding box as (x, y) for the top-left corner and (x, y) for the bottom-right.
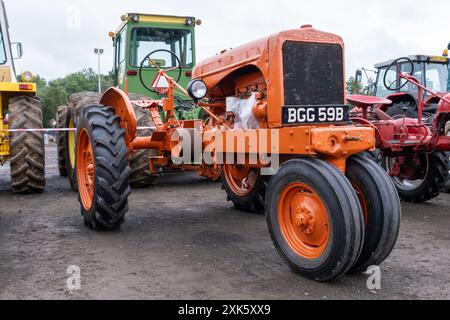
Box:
(21, 71), (34, 83)
(187, 80), (208, 100)
(185, 17), (195, 26)
(130, 14), (139, 22)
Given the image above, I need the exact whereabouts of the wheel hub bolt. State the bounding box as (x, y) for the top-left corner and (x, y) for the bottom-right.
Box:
(295, 206), (315, 234)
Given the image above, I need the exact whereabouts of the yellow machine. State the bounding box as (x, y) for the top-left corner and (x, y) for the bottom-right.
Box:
(0, 0), (45, 193)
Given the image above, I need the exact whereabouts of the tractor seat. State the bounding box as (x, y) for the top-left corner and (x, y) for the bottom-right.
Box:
(347, 95), (392, 108)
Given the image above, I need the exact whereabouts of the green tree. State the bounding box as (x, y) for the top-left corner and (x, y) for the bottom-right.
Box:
(346, 77), (364, 95)
(32, 69), (113, 126)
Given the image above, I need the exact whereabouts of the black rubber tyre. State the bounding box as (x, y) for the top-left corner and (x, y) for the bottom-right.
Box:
(445, 123), (450, 193)
(76, 105), (131, 231)
(346, 155), (401, 273)
(382, 152), (449, 203)
(56, 105), (68, 177)
(65, 106), (78, 191)
(8, 96), (46, 194)
(386, 101), (417, 119)
(68, 92), (101, 118)
(64, 92), (101, 191)
(222, 166), (267, 214)
(129, 101), (158, 188)
(266, 159), (364, 282)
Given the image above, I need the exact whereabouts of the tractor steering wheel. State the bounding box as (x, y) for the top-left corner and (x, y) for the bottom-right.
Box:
(138, 49), (183, 94)
(383, 57), (415, 91)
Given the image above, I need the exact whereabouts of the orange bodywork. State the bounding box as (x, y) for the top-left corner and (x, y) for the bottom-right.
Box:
(99, 26), (375, 175)
(192, 26), (345, 128)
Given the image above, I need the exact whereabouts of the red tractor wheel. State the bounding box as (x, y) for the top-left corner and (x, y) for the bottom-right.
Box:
(382, 152), (449, 203)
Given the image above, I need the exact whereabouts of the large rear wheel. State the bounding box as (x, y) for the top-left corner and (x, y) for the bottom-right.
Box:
(9, 96), (46, 194)
(222, 165), (267, 213)
(382, 152), (449, 203)
(266, 159), (364, 282)
(76, 104), (131, 231)
(346, 155), (401, 273)
(129, 100), (158, 188)
(65, 106), (78, 191)
(56, 105), (68, 177)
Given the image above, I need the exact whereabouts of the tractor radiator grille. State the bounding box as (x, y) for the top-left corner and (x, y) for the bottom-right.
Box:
(283, 41), (344, 106)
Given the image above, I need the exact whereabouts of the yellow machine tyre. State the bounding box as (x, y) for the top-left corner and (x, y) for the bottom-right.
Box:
(265, 159), (364, 282)
(9, 96), (46, 193)
(56, 105), (68, 177)
(65, 105), (78, 191)
(346, 155), (401, 273)
(76, 104), (131, 231)
(65, 92), (101, 191)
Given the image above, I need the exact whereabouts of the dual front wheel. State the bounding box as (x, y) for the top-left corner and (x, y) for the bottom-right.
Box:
(223, 157), (401, 281)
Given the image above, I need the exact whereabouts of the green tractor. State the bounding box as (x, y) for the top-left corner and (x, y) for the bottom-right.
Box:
(57, 13), (203, 189)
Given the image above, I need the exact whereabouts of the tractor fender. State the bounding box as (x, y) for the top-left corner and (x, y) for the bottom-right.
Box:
(436, 93), (450, 114)
(100, 87), (137, 145)
(384, 92), (417, 108)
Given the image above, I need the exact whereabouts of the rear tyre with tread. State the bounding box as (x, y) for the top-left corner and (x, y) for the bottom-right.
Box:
(129, 101), (158, 188)
(386, 101), (417, 119)
(66, 106), (78, 191)
(266, 159), (364, 282)
(382, 152), (449, 203)
(9, 96), (46, 194)
(76, 104), (131, 231)
(222, 165), (267, 214)
(56, 105), (68, 177)
(346, 155), (401, 273)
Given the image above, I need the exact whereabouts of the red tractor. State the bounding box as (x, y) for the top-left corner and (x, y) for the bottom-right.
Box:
(349, 57), (450, 203)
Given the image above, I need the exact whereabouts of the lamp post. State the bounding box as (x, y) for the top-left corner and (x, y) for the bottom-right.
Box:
(94, 48), (104, 94)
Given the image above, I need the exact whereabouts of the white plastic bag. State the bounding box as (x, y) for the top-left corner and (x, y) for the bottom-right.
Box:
(226, 93), (260, 129)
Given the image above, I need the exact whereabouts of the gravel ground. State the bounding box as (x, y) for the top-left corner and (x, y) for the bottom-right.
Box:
(0, 144), (449, 300)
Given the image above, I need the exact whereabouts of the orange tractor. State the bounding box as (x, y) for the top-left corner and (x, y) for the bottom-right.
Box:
(74, 25), (401, 282)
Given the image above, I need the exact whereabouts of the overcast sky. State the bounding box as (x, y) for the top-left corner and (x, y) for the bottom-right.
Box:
(5, 0), (450, 81)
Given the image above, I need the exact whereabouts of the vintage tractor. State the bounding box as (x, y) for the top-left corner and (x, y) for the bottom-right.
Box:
(73, 25), (401, 282)
(57, 13), (204, 189)
(372, 53), (449, 119)
(0, 0), (45, 193)
(349, 56), (450, 203)
(355, 45), (450, 195)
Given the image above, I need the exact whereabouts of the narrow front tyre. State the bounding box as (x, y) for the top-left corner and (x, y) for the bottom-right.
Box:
(266, 159), (364, 282)
(346, 155), (401, 273)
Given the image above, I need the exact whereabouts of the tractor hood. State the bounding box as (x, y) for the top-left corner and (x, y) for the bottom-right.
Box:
(192, 26), (344, 93)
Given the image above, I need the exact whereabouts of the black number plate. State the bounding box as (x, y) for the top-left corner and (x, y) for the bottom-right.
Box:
(282, 105), (350, 125)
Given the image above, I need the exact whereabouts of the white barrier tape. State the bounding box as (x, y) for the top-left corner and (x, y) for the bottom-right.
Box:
(1, 126), (157, 133)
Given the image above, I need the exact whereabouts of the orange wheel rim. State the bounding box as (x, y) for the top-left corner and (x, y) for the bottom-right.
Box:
(278, 182), (330, 259)
(77, 128), (95, 211)
(352, 184), (368, 225)
(223, 165), (258, 196)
